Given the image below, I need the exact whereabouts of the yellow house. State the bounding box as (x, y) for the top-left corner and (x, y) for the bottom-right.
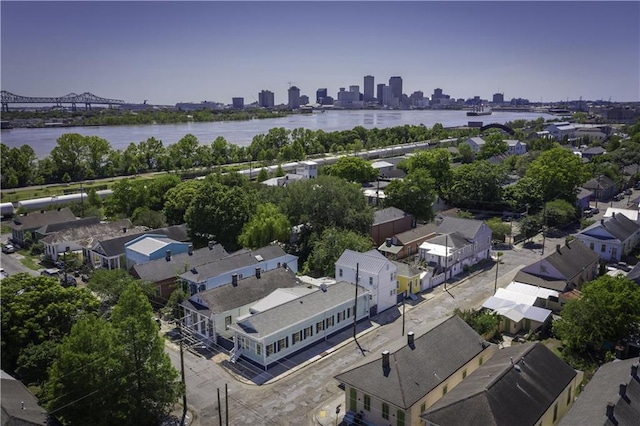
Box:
(393, 261), (422, 297)
(335, 316), (497, 426)
(423, 342), (583, 426)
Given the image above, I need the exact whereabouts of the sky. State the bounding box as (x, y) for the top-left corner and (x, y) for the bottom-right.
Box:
(2, 1), (639, 105)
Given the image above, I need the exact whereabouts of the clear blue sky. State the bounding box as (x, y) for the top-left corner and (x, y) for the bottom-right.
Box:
(2, 1), (639, 105)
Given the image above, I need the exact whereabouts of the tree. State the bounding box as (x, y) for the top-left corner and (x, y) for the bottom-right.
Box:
(303, 227), (373, 277)
(0, 274), (99, 374)
(46, 316), (125, 426)
(445, 161), (507, 210)
(457, 142), (475, 164)
(478, 133), (508, 160)
(238, 203), (291, 249)
(553, 275), (640, 353)
(88, 269), (155, 309)
(51, 133), (88, 181)
(110, 282), (181, 424)
(256, 167), (269, 182)
(385, 169), (437, 221)
(326, 156), (378, 183)
(522, 147), (589, 203)
(132, 207), (167, 229)
(163, 179), (203, 225)
(486, 217), (511, 242)
(544, 199), (576, 228)
(402, 149), (452, 197)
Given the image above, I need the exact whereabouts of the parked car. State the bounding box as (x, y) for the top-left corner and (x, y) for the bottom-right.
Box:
(583, 209), (593, 218)
(2, 244), (16, 254)
(60, 275), (77, 287)
(613, 193), (625, 201)
(624, 188), (633, 196)
(617, 262), (631, 272)
(40, 268), (61, 277)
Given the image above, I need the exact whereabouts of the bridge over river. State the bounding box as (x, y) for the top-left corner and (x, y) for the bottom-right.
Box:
(1, 90), (126, 111)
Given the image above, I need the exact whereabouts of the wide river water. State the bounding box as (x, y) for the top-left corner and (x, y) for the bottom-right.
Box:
(1, 110), (554, 157)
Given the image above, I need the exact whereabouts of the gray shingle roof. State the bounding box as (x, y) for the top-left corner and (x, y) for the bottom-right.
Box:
(335, 249), (390, 275)
(392, 261), (421, 278)
(41, 219), (135, 246)
(36, 216), (101, 235)
(96, 224), (189, 257)
(580, 214), (640, 242)
(428, 232), (471, 249)
(423, 343), (577, 426)
(132, 244), (228, 282)
(373, 207), (410, 226)
(545, 240), (600, 281)
(179, 245), (288, 283)
(394, 223), (438, 245)
(436, 216), (485, 240)
(334, 315), (490, 409)
(192, 267), (301, 314)
(1, 371), (49, 425)
(9, 207), (76, 231)
(229, 280), (362, 339)
(559, 357), (640, 426)
(513, 270), (569, 292)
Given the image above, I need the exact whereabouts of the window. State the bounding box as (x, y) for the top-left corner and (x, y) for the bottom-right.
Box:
(369, 277), (373, 285)
(266, 343), (274, 356)
(304, 326), (313, 339)
(462, 370), (467, 379)
(347, 307), (352, 318)
(420, 403), (426, 413)
(601, 244), (606, 252)
(590, 242), (594, 250)
(292, 331), (301, 344)
(277, 337), (288, 351)
(339, 269), (343, 277)
(225, 316), (232, 330)
(553, 403), (558, 422)
(407, 246), (413, 256)
(337, 311), (345, 323)
(349, 388), (357, 412)
(397, 410), (405, 426)
(325, 316), (334, 328)
(442, 385), (448, 396)
(256, 343), (262, 356)
(364, 394), (371, 411)
(316, 321), (324, 333)
(567, 387), (572, 405)
(382, 403), (389, 420)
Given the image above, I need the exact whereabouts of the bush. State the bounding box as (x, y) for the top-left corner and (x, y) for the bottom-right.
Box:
(30, 243), (45, 256)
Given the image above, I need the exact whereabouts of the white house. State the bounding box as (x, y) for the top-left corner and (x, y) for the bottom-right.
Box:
(466, 137), (486, 153)
(545, 122), (577, 141)
(295, 161), (318, 179)
(335, 249), (398, 315)
(505, 139), (527, 155)
(574, 213), (640, 262)
(228, 281), (370, 369)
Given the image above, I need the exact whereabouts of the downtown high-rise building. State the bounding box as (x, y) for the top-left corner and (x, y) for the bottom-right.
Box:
(376, 83), (385, 105)
(316, 88), (328, 104)
(382, 85), (395, 107)
(389, 76), (403, 103)
(288, 86), (301, 109)
(493, 93), (504, 104)
(232, 97), (244, 108)
(258, 90), (274, 108)
(363, 75), (374, 102)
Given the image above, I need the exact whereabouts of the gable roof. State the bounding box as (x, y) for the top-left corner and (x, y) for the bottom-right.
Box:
(468, 137), (486, 146)
(191, 267), (301, 314)
(95, 224), (188, 257)
(36, 216), (101, 235)
(482, 297), (552, 323)
(580, 214), (640, 242)
(544, 240), (600, 281)
(334, 316), (490, 410)
(229, 280), (361, 339)
(559, 357), (640, 426)
(179, 245), (288, 283)
(423, 232), (471, 252)
(373, 207), (410, 226)
(392, 261), (421, 278)
(132, 244), (228, 283)
(41, 219), (137, 246)
(395, 223), (438, 245)
(583, 175), (616, 190)
(1, 370), (49, 425)
(436, 216), (486, 240)
(335, 249), (391, 275)
(513, 270), (569, 292)
(423, 343), (577, 426)
(9, 208), (76, 231)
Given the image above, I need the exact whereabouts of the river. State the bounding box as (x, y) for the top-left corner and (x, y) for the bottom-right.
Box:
(0, 110), (554, 157)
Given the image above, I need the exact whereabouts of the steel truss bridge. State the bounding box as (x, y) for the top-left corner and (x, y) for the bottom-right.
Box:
(1, 91), (127, 112)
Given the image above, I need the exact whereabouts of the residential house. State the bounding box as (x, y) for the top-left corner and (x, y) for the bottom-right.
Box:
(393, 261), (421, 298)
(181, 267), (304, 347)
(575, 187), (593, 211)
(261, 173), (305, 187)
(90, 224), (188, 270)
(124, 234), (191, 268)
(370, 207), (415, 246)
(35, 216), (100, 242)
(8, 207), (76, 247)
(41, 219), (136, 262)
(580, 146), (606, 161)
(583, 175), (617, 202)
(131, 243), (228, 301)
(335, 249), (398, 315)
(371, 161), (394, 177)
(1, 370), (51, 425)
(545, 122), (577, 142)
(466, 137), (486, 153)
(575, 213), (640, 262)
(179, 244), (298, 295)
(604, 207), (639, 223)
(419, 216), (492, 281)
(423, 343), (583, 426)
(514, 240), (600, 295)
(503, 281), (562, 311)
(505, 139), (527, 155)
(377, 223), (438, 261)
(481, 293), (552, 334)
(334, 316), (497, 426)
(627, 263), (640, 286)
(575, 127), (607, 143)
(559, 357), (640, 426)
(228, 281), (370, 370)
(526, 130), (552, 141)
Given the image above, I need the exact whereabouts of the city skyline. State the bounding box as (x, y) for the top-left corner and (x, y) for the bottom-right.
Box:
(1, 1), (639, 105)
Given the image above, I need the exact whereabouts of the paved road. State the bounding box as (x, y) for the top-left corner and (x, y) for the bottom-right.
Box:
(164, 238), (554, 426)
(0, 233), (39, 277)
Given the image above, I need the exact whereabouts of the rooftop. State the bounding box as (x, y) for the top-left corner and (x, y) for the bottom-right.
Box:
(9, 207), (76, 231)
(335, 249), (392, 275)
(132, 244), (228, 283)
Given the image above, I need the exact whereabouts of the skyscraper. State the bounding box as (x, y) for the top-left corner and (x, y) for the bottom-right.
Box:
(316, 88), (328, 104)
(288, 86), (301, 109)
(258, 90), (274, 108)
(232, 97), (244, 108)
(364, 75), (374, 102)
(382, 85), (394, 107)
(377, 83), (385, 105)
(493, 93), (504, 104)
(389, 76), (403, 104)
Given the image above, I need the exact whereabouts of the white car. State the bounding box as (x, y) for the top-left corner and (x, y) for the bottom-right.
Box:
(2, 244), (16, 254)
(0, 268), (8, 280)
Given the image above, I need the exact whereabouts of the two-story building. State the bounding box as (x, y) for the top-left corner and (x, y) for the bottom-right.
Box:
(574, 213), (640, 262)
(377, 223), (438, 261)
(335, 315), (497, 426)
(335, 249), (398, 315)
(466, 137), (486, 153)
(370, 207), (415, 247)
(505, 139), (527, 155)
(545, 122), (577, 142)
(8, 208), (77, 247)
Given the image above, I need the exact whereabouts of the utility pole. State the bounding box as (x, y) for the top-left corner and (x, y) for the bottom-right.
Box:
(353, 263), (359, 341)
(402, 295), (406, 336)
(541, 204), (547, 256)
(225, 383), (229, 426)
(444, 234), (449, 291)
(179, 317), (187, 426)
(217, 388), (222, 426)
(494, 252), (502, 293)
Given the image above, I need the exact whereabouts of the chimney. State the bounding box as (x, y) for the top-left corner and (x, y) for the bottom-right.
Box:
(122, 227), (127, 233)
(255, 267), (261, 279)
(188, 245), (193, 256)
(606, 402), (615, 419)
(165, 250), (171, 261)
(612, 211), (616, 218)
(385, 238), (392, 247)
(21, 401), (24, 410)
(619, 383), (627, 397)
(632, 363), (638, 379)
(407, 331), (415, 347)
(231, 273), (238, 287)
(556, 244), (561, 253)
(382, 350), (390, 369)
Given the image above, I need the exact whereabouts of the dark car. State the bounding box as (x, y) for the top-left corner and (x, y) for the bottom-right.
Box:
(60, 275), (77, 287)
(624, 188), (633, 196)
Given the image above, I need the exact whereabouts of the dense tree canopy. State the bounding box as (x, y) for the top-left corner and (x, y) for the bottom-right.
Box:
(445, 160), (507, 210)
(401, 148), (452, 197)
(303, 227), (374, 277)
(385, 169), (437, 221)
(325, 156), (378, 183)
(238, 203), (291, 249)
